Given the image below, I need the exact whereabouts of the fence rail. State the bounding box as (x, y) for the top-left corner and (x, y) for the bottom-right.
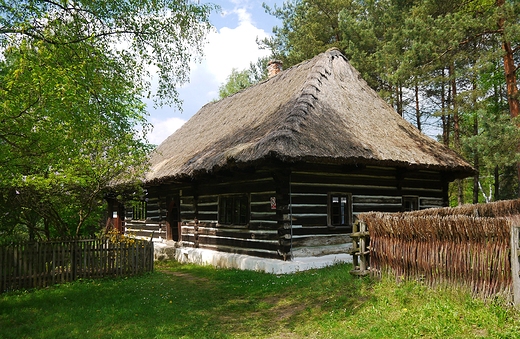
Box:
(0, 238), (154, 293)
(358, 205), (519, 301)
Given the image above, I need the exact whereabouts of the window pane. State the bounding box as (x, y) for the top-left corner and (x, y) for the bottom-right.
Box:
(239, 197), (247, 224)
(132, 201), (147, 220)
(233, 198), (240, 224)
(330, 194), (350, 227)
(331, 195), (340, 225)
(403, 197), (419, 211)
(219, 195), (249, 225)
(226, 198), (233, 223)
(341, 201), (345, 224)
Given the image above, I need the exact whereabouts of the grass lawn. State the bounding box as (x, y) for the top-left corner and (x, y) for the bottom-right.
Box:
(1, 261), (519, 338)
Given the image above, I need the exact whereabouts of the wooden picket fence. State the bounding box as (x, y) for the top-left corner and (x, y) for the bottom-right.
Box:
(0, 237), (154, 293)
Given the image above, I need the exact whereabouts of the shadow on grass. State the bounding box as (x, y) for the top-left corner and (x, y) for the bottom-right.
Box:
(0, 262), (374, 339)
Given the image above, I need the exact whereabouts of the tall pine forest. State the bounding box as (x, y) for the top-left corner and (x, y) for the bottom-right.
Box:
(259, 0), (520, 204)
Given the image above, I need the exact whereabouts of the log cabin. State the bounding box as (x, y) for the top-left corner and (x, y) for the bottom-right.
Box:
(109, 48), (474, 265)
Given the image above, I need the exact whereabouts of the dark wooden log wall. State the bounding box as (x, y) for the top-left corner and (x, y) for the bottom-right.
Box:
(180, 170), (282, 259)
(123, 164), (448, 260)
(124, 185), (179, 241)
(288, 164), (447, 258)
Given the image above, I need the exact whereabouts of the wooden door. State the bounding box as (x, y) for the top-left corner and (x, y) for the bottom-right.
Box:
(167, 199), (180, 241)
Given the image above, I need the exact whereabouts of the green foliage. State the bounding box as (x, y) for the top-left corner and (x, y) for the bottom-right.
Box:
(262, 0), (347, 68)
(0, 0), (215, 107)
(217, 57), (269, 99)
(218, 68), (255, 99)
(265, 0), (520, 203)
(1, 262), (519, 338)
(0, 0), (214, 240)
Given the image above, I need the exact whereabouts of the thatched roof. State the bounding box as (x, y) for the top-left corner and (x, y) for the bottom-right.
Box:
(146, 48), (474, 183)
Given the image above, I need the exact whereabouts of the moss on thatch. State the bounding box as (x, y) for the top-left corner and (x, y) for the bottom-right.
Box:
(146, 48), (474, 183)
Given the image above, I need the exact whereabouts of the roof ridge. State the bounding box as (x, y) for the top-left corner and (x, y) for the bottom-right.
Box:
(145, 48), (474, 183)
(281, 50), (337, 133)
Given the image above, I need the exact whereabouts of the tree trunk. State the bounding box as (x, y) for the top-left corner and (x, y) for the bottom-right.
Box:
(441, 68), (450, 146)
(450, 64), (464, 205)
(395, 84), (403, 116)
(415, 84), (422, 131)
(494, 165), (500, 201)
(473, 133), (479, 204)
(502, 40), (519, 118)
(472, 82), (479, 204)
(497, 0), (520, 196)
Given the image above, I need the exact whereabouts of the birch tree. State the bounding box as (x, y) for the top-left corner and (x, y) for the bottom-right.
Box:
(0, 0), (214, 241)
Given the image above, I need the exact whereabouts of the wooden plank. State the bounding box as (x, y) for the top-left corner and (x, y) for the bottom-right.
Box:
(291, 164), (396, 177)
(250, 212), (278, 222)
(289, 214), (328, 226)
(195, 227), (278, 241)
(289, 234), (351, 248)
(401, 179), (443, 190)
(197, 235), (279, 251)
(353, 195), (402, 204)
(197, 210), (218, 216)
(291, 171), (396, 183)
(0, 238), (154, 292)
(199, 173), (275, 187)
(196, 179), (276, 196)
(250, 202), (277, 213)
(290, 194), (328, 205)
(401, 187), (443, 194)
(291, 183), (399, 196)
(404, 170), (442, 180)
(291, 226), (350, 236)
(250, 191), (277, 201)
(197, 204), (218, 213)
(290, 204), (327, 215)
(419, 198), (444, 208)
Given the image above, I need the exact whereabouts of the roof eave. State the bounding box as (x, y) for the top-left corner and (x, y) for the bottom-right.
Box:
(144, 154), (475, 185)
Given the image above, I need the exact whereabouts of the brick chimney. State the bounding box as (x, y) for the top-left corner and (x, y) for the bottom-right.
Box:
(267, 60), (283, 78)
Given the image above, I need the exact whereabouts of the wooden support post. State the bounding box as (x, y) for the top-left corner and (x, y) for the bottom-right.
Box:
(350, 220), (370, 276)
(359, 221), (368, 273)
(351, 221), (360, 268)
(511, 225), (520, 307)
(274, 170), (291, 260)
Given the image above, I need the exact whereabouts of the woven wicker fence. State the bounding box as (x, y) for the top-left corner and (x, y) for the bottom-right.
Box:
(359, 199), (520, 300)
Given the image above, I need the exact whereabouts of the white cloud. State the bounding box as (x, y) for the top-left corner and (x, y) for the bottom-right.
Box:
(201, 9), (271, 84)
(147, 3), (273, 145)
(148, 117), (186, 145)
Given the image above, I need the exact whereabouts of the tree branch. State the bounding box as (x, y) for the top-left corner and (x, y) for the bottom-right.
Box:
(423, 29), (503, 67)
(1, 27), (146, 45)
(1, 97), (40, 124)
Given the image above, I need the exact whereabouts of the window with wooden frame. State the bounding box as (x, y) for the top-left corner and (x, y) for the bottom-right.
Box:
(132, 200), (147, 220)
(328, 193), (352, 231)
(218, 195), (249, 225)
(402, 196), (419, 212)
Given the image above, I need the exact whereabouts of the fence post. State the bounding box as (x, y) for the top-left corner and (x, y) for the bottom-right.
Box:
(359, 221), (368, 273)
(0, 245), (4, 292)
(0, 238), (154, 293)
(72, 240), (77, 281)
(511, 225), (520, 307)
(350, 221), (359, 269)
(350, 220), (370, 276)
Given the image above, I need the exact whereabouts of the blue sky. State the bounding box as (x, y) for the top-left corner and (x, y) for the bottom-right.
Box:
(146, 0), (285, 145)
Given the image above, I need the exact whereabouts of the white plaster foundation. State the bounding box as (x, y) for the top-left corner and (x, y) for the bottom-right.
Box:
(154, 242), (352, 274)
